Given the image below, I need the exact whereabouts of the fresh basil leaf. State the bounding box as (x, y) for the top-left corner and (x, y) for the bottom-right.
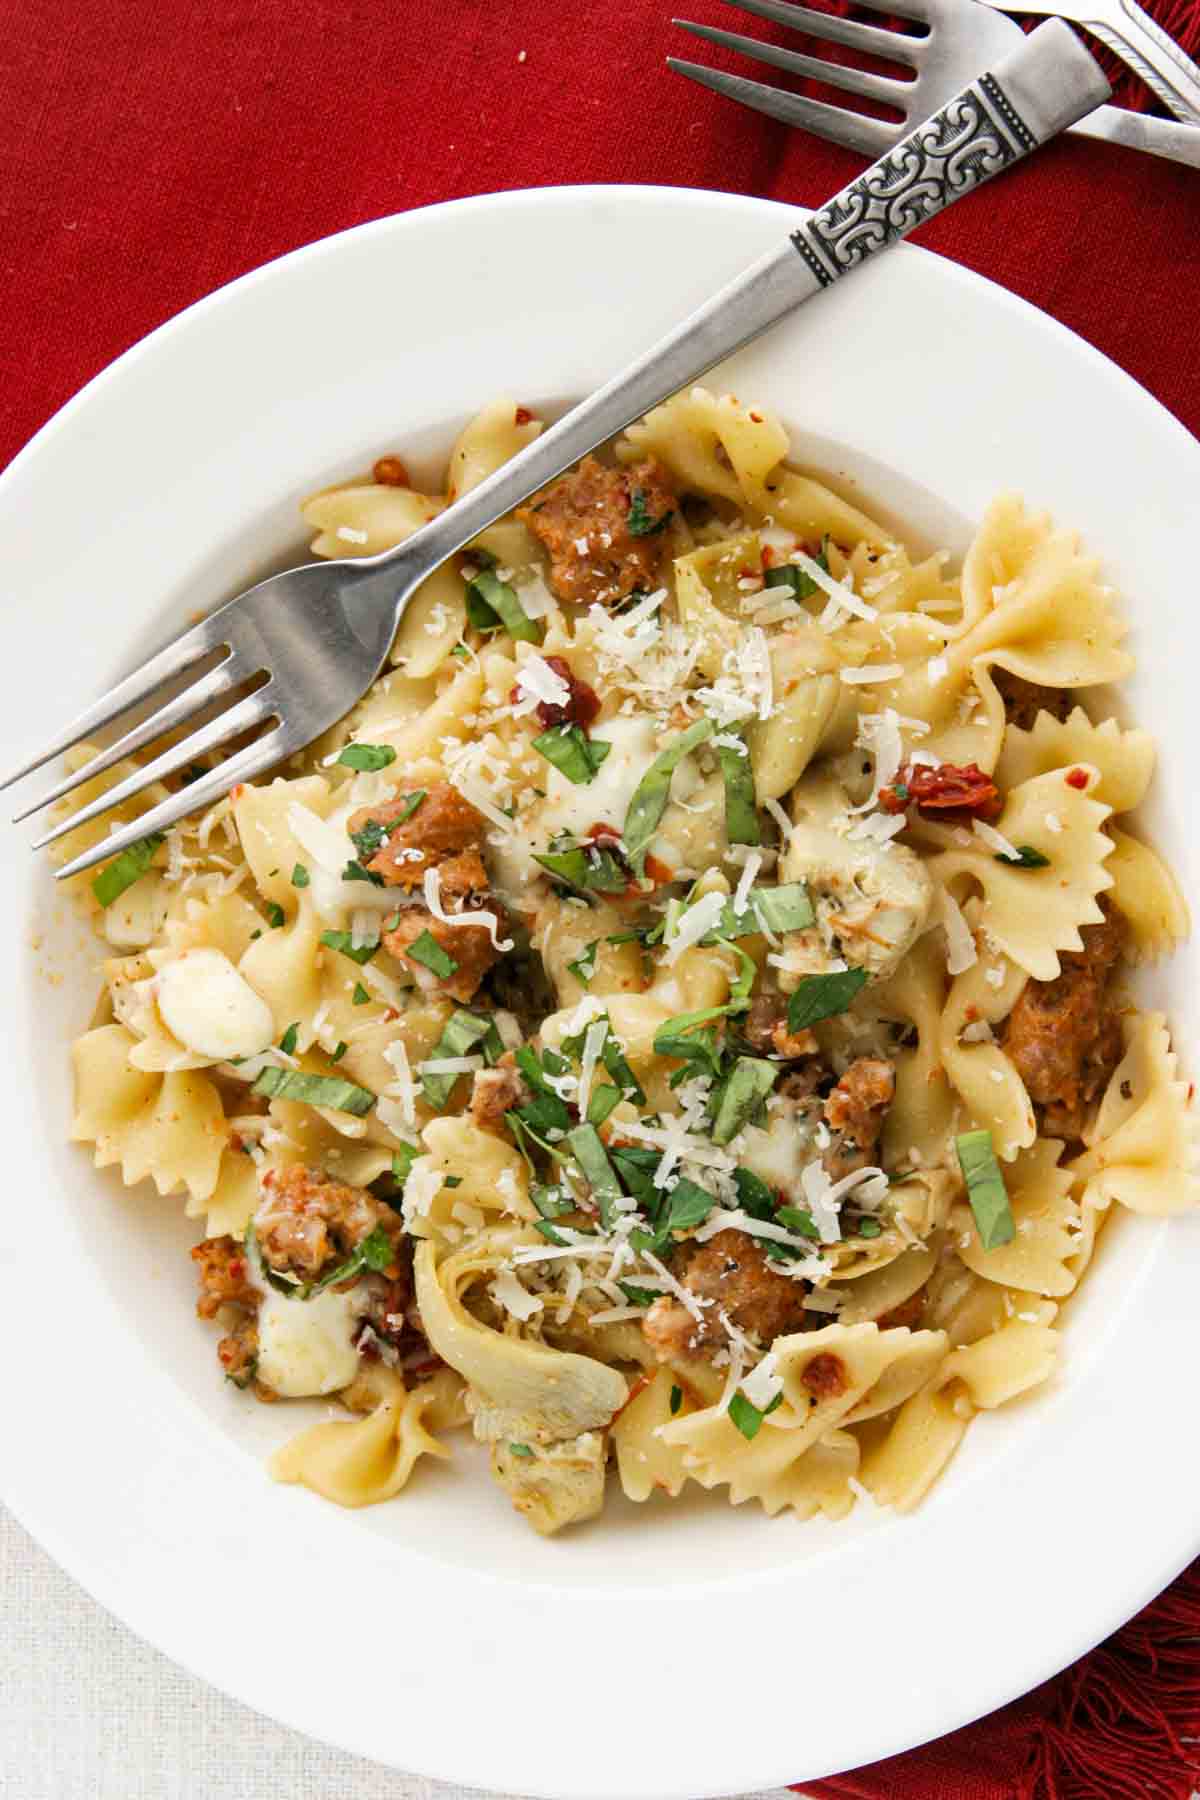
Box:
(622, 718), (716, 874)
(251, 1067), (375, 1116)
(716, 733), (760, 846)
(956, 1129), (1015, 1249)
(534, 844), (628, 895)
(533, 725), (612, 786)
(91, 834), (165, 908)
(776, 1204), (820, 1240)
(728, 1389), (784, 1442)
(567, 940), (599, 986)
(565, 1124), (623, 1230)
(278, 1021), (300, 1056)
(710, 1057), (778, 1145)
(733, 1166), (776, 1222)
(627, 488), (673, 537)
(337, 743), (397, 772)
(465, 568), (542, 643)
(609, 1147), (662, 1214)
(652, 1012), (725, 1079)
(669, 1383), (683, 1416)
(514, 1090), (573, 1137)
(320, 929), (378, 965)
(420, 1010), (497, 1109)
(586, 1083), (622, 1127)
(709, 882), (815, 940)
(994, 845), (1051, 869)
(531, 1217), (568, 1245)
(600, 1034), (646, 1105)
(763, 543), (827, 600)
(665, 1179), (716, 1234)
(787, 967), (869, 1033)
(854, 1216), (883, 1238)
(290, 863), (310, 889)
(391, 1143), (418, 1185)
(405, 929), (458, 979)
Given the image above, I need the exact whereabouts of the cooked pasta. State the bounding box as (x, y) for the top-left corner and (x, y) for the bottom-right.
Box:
(59, 389), (1196, 1534)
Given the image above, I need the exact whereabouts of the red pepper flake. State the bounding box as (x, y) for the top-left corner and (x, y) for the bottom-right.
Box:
(749, 411), (763, 423)
(372, 455), (410, 488)
(761, 545), (776, 567)
(511, 654), (600, 729)
(1065, 767), (1089, 790)
(514, 406), (533, 426)
(880, 761), (1002, 822)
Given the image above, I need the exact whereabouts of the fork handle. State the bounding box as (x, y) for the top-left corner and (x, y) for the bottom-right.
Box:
(364, 22), (1108, 597)
(1071, 99), (1200, 164)
(1088, 0), (1200, 124)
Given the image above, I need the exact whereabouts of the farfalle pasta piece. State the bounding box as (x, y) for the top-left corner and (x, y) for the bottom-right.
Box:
(270, 1366), (451, 1507)
(303, 478), (445, 560)
(48, 743), (172, 900)
(404, 1115), (534, 1247)
(940, 937), (1035, 1160)
(927, 766), (1114, 980)
(867, 928), (955, 1168)
(1103, 827), (1190, 962)
(71, 1023), (227, 1204)
(1070, 1012), (1199, 1214)
(232, 774), (335, 911)
(682, 1422), (861, 1521)
(826, 1243), (938, 1325)
(950, 1139), (1080, 1296)
(995, 707), (1154, 814)
(612, 1367), (695, 1503)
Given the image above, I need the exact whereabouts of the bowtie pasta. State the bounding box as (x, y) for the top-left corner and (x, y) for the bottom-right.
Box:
(59, 391), (1196, 1535)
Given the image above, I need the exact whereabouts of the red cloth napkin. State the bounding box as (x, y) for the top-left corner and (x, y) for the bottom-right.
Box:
(2, 4), (1199, 1795)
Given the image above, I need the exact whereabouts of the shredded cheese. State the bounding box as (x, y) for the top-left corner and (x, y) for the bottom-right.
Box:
(940, 890), (978, 975)
(422, 866), (513, 951)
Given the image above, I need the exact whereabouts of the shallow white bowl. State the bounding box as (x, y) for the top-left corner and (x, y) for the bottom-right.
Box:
(1, 185), (1197, 1800)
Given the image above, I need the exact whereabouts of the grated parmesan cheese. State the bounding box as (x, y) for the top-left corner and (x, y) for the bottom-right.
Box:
(423, 866), (513, 951)
(840, 663), (903, 686)
(972, 818), (1021, 860)
(940, 890), (978, 975)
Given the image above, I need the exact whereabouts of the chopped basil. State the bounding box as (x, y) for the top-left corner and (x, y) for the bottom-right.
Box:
(337, 742), (397, 772)
(532, 724), (611, 786)
(405, 929), (458, 979)
(342, 857), (385, 886)
(600, 1033), (646, 1106)
(776, 1204), (820, 1240)
(956, 1129), (1016, 1250)
(609, 1146), (661, 1212)
(995, 845), (1051, 869)
(728, 1389), (784, 1442)
(733, 1166), (776, 1221)
(320, 929), (378, 965)
(391, 1143), (418, 1185)
(565, 1124), (624, 1229)
(278, 1021), (300, 1056)
(786, 967), (869, 1033)
(664, 1179), (716, 1233)
(91, 834), (165, 908)
(855, 1216), (883, 1238)
(306, 1222), (395, 1296)
(653, 1013), (724, 1080)
(509, 1442), (535, 1458)
(265, 901), (286, 929)
(617, 1281), (656, 1307)
(566, 940), (599, 986)
(716, 732), (760, 846)
(711, 881), (815, 940)
(627, 488), (673, 537)
(669, 1383), (683, 1416)
(534, 842), (628, 895)
(421, 1010), (499, 1109)
(331, 1040), (348, 1063)
(251, 1066), (375, 1116)
(465, 568), (542, 643)
(764, 542), (827, 600)
(710, 1056), (778, 1145)
(586, 1082), (622, 1127)
(352, 981), (371, 1005)
(290, 863), (310, 888)
(532, 1184), (574, 1221)
(622, 718), (715, 874)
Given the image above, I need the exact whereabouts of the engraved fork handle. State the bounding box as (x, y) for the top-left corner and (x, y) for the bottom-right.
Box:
(358, 22), (1109, 608)
(1089, 0), (1200, 123)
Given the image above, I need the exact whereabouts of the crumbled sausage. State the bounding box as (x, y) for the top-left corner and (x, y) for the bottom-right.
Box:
(383, 905), (504, 1004)
(877, 1291), (926, 1331)
(822, 1057), (894, 1178)
(993, 670), (1073, 730)
(254, 1165), (402, 1281)
(744, 992), (818, 1060)
(517, 455), (677, 606)
(642, 1229), (807, 1361)
(217, 1318), (268, 1393)
(469, 1052), (532, 1134)
(880, 761), (1002, 823)
(800, 1351), (847, 1400)
(347, 782), (484, 889)
(1002, 909), (1125, 1138)
(372, 455), (410, 488)
(192, 1235), (259, 1319)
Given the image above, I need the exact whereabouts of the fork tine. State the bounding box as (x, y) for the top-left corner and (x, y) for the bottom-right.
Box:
(51, 724), (294, 882)
(717, 0), (925, 66)
(668, 56), (898, 155)
(674, 18), (913, 104)
(33, 686), (279, 853)
(0, 612), (227, 794)
(10, 651), (247, 824)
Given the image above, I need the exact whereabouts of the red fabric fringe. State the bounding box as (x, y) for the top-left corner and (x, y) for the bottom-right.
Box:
(800, 1557), (1200, 1800)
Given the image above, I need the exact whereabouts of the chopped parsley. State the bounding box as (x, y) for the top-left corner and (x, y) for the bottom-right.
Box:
(290, 863), (310, 888)
(405, 930), (458, 979)
(320, 928), (378, 965)
(728, 1389), (784, 1442)
(995, 845), (1051, 869)
(265, 901), (286, 929)
(278, 1021), (300, 1056)
(786, 967), (869, 1033)
(509, 1442), (535, 1458)
(336, 743), (397, 772)
(626, 488), (673, 537)
(352, 981), (371, 1005)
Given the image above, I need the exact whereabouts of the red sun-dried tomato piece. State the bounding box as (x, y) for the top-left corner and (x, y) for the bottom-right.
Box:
(511, 654), (601, 730)
(879, 761), (1002, 822)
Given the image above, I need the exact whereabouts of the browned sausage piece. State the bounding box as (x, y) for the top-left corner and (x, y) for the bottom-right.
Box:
(743, 992), (818, 1060)
(517, 455), (677, 606)
(1001, 910), (1125, 1138)
(347, 782), (485, 889)
(254, 1165), (402, 1280)
(383, 906), (503, 1005)
(192, 1235), (259, 1319)
(469, 1052), (532, 1135)
(642, 1228), (808, 1361)
(822, 1057), (895, 1180)
(800, 1351), (848, 1400)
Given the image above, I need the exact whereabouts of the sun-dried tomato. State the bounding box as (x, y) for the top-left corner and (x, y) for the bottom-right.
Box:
(879, 761), (1002, 822)
(514, 406), (534, 426)
(511, 654), (601, 729)
(1064, 767), (1089, 790)
(801, 1352), (848, 1399)
(372, 455), (410, 487)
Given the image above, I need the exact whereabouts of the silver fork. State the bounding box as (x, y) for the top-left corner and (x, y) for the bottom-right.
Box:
(670, 0), (1200, 165)
(13, 20), (1109, 883)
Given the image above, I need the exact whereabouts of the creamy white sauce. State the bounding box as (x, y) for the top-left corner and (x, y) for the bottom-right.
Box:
(155, 948), (275, 1060)
(255, 1282), (366, 1397)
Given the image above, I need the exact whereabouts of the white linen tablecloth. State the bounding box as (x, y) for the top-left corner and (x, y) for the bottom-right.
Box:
(1, 1506), (803, 1800)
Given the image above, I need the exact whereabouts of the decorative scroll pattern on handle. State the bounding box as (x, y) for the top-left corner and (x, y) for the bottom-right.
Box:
(791, 74), (1037, 287)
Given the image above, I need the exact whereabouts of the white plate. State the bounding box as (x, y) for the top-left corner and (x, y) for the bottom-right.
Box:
(1, 185), (1198, 1800)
